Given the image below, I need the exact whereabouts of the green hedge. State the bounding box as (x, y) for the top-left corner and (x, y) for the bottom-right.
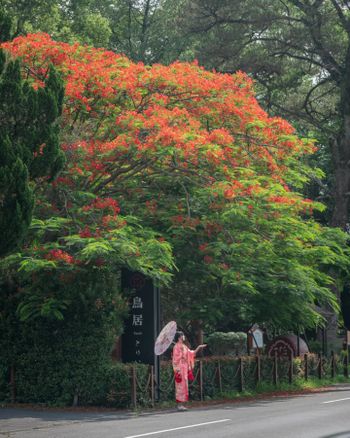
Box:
(1, 354), (347, 408)
(206, 332), (247, 356)
(0, 279), (128, 406)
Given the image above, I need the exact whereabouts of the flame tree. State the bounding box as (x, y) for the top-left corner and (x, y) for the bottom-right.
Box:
(1, 33), (349, 331)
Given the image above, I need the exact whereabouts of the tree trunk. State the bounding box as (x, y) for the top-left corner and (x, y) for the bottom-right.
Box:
(332, 41), (350, 229)
(330, 117), (350, 229)
(327, 76), (350, 350)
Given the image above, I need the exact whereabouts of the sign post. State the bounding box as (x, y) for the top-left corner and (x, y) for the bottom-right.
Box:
(154, 279), (160, 401)
(121, 270), (160, 400)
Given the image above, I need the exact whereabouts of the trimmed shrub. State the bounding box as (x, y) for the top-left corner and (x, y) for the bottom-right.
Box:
(206, 332), (247, 356)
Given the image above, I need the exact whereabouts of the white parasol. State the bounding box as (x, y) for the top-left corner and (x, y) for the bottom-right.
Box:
(154, 321), (177, 355)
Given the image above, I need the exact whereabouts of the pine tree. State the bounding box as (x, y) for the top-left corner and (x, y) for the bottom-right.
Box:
(0, 48), (65, 256)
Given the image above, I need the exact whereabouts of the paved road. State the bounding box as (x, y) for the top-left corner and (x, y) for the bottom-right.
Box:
(1, 385), (350, 437)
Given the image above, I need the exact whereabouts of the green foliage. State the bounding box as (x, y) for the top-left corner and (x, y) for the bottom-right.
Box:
(0, 9), (11, 42)
(0, 268), (129, 406)
(306, 340), (322, 355)
(206, 332), (247, 356)
(0, 0), (187, 63)
(0, 50), (65, 256)
(3, 27), (348, 336)
(0, 0), (61, 36)
(103, 0), (188, 63)
(75, 12), (112, 48)
(0, 138), (33, 257)
(163, 200), (350, 332)
(1, 18), (350, 408)
(17, 296), (69, 321)
(180, 0), (350, 233)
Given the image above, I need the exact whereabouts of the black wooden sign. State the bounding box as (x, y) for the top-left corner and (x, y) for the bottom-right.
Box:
(121, 269), (158, 365)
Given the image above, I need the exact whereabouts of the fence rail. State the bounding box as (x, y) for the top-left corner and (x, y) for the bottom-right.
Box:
(128, 352), (350, 408)
(2, 352), (349, 408)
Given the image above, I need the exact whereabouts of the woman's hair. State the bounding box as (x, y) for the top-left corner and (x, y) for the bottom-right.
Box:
(174, 331), (184, 343)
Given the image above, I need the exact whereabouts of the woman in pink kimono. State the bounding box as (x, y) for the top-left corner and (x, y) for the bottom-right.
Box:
(172, 331), (206, 411)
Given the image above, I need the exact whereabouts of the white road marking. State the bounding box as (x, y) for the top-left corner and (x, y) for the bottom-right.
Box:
(124, 419), (231, 438)
(323, 397), (350, 404)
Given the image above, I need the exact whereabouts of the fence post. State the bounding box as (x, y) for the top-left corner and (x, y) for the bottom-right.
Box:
(331, 351), (335, 379)
(150, 365), (155, 407)
(239, 357), (244, 392)
(288, 351), (293, 385)
(10, 365), (16, 404)
(131, 364), (137, 409)
(344, 350), (349, 378)
(217, 360), (223, 394)
(318, 353), (323, 379)
(304, 353), (308, 381)
(199, 360), (204, 401)
(256, 355), (261, 387)
(273, 352), (278, 386)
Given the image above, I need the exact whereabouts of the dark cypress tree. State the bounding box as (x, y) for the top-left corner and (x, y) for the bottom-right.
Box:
(0, 9), (11, 43)
(0, 47), (65, 257)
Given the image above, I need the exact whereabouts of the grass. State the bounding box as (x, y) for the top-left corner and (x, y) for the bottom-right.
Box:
(210, 375), (349, 402)
(148, 375), (350, 412)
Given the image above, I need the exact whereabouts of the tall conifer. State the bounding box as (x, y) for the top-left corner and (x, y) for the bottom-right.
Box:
(0, 9), (11, 42)
(0, 37), (65, 256)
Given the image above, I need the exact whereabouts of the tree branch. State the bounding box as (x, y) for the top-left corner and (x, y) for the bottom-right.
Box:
(330, 0), (350, 33)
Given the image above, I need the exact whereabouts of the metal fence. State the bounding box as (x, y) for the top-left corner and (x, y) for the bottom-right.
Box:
(3, 352), (349, 408)
(128, 352), (350, 408)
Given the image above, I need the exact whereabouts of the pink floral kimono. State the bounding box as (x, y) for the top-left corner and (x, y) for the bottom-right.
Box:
(172, 343), (195, 403)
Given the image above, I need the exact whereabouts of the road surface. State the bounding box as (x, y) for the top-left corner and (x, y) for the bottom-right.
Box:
(1, 385), (350, 437)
